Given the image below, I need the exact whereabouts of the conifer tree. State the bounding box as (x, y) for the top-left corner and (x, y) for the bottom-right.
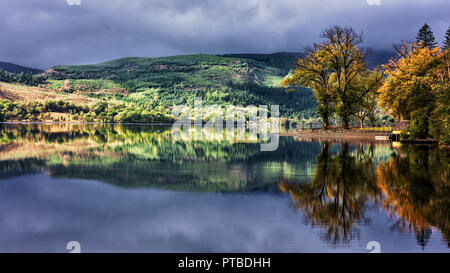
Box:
(444, 26), (450, 50)
(416, 23), (437, 49)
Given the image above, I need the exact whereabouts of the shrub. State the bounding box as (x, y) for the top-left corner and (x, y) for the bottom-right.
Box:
(409, 109), (429, 139)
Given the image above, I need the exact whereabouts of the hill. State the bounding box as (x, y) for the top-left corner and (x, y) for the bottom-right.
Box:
(0, 62), (43, 74)
(221, 52), (305, 74)
(45, 54), (318, 122)
(48, 54), (291, 89)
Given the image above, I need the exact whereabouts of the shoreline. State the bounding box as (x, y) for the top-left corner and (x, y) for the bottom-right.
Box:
(281, 129), (445, 146)
(280, 129), (391, 141)
(0, 121), (174, 126)
(0, 122), (444, 146)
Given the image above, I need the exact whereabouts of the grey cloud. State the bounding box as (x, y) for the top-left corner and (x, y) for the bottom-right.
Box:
(0, 0), (448, 69)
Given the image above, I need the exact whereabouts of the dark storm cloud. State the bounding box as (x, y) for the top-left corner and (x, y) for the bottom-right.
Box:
(1, 0), (448, 69)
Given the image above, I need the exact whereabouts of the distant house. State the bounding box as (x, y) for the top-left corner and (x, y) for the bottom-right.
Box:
(391, 120), (409, 141)
(392, 120), (409, 133)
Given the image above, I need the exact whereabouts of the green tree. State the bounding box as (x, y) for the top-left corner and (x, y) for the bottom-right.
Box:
(319, 26), (369, 128)
(416, 23), (437, 49)
(429, 50), (450, 144)
(281, 44), (334, 128)
(409, 108), (429, 139)
(352, 69), (383, 127)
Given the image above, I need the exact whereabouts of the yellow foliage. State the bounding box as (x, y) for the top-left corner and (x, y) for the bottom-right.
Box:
(378, 42), (442, 118)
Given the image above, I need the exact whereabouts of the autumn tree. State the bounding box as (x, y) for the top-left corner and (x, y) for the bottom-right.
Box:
(319, 26), (370, 128)
(416, 23), (437, 49)
(378, 42), (444, 139)
(281, 44), (334, 128)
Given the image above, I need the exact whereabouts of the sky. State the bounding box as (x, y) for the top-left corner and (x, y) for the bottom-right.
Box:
(1, 0), (449, 69)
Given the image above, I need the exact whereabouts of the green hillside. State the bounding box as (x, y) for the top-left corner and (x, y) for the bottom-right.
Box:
(1, 51), (397, 124)
(222, 52), (305, 74)
(49, 54), (282, 89)
(46, 53), (318, 122)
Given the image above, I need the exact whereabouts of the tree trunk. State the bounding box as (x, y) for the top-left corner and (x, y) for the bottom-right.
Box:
(342, 117), (349, 129)
(322, 116), (329, 130)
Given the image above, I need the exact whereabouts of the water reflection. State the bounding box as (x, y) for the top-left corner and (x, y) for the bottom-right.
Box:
(0, 123), (320, 192)
(0, 123), (449, 250)
(279, 141), (449, 247)
(279, 142), (381, 244)
(377, 145), (450, 248)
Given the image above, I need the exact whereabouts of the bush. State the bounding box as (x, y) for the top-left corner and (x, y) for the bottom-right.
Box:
(91, 101), (108, 115)
(409, 109), (429, 139)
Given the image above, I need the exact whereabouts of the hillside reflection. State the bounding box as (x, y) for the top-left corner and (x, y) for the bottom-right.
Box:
(280, 142), (449, 247)
(0, 123), (320, 192)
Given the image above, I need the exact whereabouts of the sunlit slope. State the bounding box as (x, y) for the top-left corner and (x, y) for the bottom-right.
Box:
(46, 54), (317, 120)
(49, 54), (284, 89)
(0, 82), (98, 104)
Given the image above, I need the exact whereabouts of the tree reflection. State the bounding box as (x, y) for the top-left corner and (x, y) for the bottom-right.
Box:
(376, 145), (450, 248)
(280, 141), (450, 248)
(279, 142), (381, 245)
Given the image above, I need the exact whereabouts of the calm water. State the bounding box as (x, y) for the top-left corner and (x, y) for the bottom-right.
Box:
(0, 123), (448, 253)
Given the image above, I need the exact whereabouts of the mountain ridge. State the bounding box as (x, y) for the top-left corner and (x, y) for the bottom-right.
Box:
(0, 62), (43, 74)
